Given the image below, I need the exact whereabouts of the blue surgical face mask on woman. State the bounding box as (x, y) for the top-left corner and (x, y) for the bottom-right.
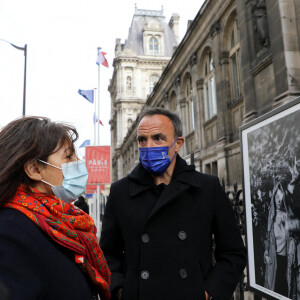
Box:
(39, 159), (89, 203)
(139, 138), (178, 176)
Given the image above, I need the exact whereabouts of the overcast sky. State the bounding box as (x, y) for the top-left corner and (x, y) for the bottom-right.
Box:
(0, 0), (204, 156)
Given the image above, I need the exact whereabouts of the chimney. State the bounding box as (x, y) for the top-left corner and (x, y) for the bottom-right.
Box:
(168, 13), (180, 44)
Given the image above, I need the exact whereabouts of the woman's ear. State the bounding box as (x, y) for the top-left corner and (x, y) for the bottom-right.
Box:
(24, 160), (43, 181)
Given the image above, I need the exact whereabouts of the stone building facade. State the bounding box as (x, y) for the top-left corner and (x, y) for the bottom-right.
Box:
(108, 6), (179, 181)
(109, 0), (300, 190)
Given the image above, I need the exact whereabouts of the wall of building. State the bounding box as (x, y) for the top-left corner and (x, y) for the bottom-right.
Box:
(111, 0), (300, 189)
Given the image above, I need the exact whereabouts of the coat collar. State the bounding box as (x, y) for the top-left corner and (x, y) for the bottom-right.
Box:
(128, 155), (201, 197)
(128, 163), (154, 197)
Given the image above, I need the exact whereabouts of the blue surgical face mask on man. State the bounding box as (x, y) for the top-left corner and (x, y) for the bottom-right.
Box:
(139, 138), (178, 176)
(38, 159), (89, 203)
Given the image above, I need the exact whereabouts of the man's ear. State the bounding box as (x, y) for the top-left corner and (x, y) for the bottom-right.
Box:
(24, 160), (43, 181)
(175, 137), (184, 152)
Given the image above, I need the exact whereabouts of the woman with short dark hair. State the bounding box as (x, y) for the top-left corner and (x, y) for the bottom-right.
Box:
(0, 116), (110, 300)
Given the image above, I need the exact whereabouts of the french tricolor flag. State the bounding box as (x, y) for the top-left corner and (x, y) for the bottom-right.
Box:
(96, 48), (109, 68)
(93, 113), (104, 126)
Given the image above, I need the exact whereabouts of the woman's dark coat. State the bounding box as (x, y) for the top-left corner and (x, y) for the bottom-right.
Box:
(100, 156), (247, 300)
(0, 208), (96, 300)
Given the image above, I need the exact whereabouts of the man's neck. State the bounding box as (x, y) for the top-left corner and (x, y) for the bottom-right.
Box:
(152, 157), (177, 185)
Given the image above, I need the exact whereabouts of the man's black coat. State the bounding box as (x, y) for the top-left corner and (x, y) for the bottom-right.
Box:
(100, 156), (246, 300)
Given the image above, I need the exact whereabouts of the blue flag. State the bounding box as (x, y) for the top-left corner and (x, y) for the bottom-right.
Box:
(78, 89), (94, 103)
(79, 139), (90, 148)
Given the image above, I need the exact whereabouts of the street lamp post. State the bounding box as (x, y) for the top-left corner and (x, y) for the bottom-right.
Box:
(0, 39), (27, 116)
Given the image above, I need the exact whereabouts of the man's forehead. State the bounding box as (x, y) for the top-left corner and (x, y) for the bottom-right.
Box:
(137, 126), (165, 136)
(138, 115), (174, 135)
(139, 114), (172, 127)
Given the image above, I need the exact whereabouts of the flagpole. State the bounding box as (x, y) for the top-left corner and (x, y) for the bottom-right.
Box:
(97, 47), (101, 146)
(94, 87), (97, 145)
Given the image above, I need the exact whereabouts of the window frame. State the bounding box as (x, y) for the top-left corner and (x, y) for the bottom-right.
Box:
(228, 18), (242, 101)
(149, 36), (159, 55)
(203, 51), (217, 121)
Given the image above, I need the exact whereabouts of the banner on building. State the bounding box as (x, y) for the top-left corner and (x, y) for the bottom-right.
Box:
(85, 146), (111, 185)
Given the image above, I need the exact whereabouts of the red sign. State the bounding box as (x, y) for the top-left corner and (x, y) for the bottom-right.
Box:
(86, 184), (105, 193)
(85, 146), (110, 184)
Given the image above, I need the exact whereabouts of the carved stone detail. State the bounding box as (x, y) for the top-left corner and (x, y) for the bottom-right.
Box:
(164, 92), (169, 104)
(179, 98), (187, 107)
(196, 79), (204, 90)
(189, 52), (197, 67)
(174, 75), (181, 88)
(252, 0), (270, 52)
(219, 51), (229, 65)
(210, 21), (221, 38)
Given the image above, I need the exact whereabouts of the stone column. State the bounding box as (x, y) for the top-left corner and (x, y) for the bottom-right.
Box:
(179, 98), (188, 157)
(210, 20), (227, 146)
(189, 52), (202, 151)
(196, 78), (206, 151)
(266, 0), (300, 102)
(236, 0), (258, 123)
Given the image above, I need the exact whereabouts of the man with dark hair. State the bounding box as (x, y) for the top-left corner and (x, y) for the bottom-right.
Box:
(100, 107), (246, 300)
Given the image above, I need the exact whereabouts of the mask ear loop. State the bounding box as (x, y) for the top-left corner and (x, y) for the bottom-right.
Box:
(169, 138), (179, 162)
(38, 160), (63, 187)
(38, 159), (62, 170)
(169, 138), (178, 149)
(40, 179), (54, 187)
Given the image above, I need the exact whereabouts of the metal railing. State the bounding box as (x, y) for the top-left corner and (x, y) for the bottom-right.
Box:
(222, 179), (263, 300)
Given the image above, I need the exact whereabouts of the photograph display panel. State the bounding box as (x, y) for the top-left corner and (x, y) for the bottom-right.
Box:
(241, 98), (300, 300)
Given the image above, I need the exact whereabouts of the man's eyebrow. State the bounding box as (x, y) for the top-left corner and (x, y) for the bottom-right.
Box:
(152, 133), (166, 139)
(137, 135), (146, 140)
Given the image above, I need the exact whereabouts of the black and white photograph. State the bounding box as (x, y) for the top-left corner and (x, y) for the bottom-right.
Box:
(241, 98), (300, 300)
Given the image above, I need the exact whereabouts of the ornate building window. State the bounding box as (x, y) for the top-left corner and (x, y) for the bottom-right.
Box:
(149, 37), (159, 54)
(229, 19), (242, 101)
(203, 51), (217, 120)
(149, 74), (159, 93)
(126, 76), (132, 91)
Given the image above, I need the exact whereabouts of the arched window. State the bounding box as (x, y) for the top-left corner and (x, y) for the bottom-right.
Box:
(203, 51), (217, 120)
(126, 76), (132, 91)
(149, 74), (159, 93)
(229, 18), (242, 101)
(149, 37), (159, 54)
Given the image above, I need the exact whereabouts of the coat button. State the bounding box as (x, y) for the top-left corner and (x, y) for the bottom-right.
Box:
(178, 231), (187, 240)
(179, 268), (188, 279)
(141, 234), (150, 243)
(141, 270), (150, 280)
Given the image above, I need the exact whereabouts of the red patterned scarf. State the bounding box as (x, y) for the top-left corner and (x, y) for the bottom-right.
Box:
(4, 185), (111, 300)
